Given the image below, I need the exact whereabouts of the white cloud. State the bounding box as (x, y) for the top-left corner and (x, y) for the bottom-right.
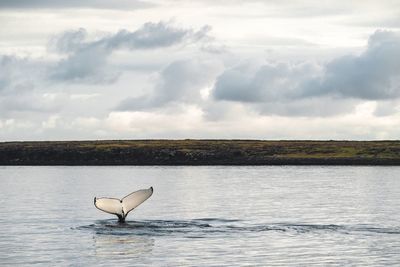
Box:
(72, 117), (101, 128)
(1, 2), (400, 140)
(105, 106), (204, 135)
(42, 115), (61, 129)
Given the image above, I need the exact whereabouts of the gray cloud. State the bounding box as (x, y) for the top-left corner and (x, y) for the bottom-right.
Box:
(213, 61), (320, 102)
(48, 28), (88, 54)
(117, 59), (222, 110)
(0, 55), (67, 115)
(255, 97), (356, 117)
(204, 97), (356, 120)
(311, 30), (400, 100)
(49, 22), (212, 83)
(0, 55), (43, 95)
(50, 44), (118, 84)
(104, 23), (211, 50)
(0, 56), (14, 91)
(212, 30), (400, 116)
(0, 0), (152, 10)
(0, 93), (65, 116)
(0, 56), (28, 92)
(50, 22), (211, 54)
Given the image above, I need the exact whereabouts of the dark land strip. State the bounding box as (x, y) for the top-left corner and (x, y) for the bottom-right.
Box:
(1, 140), (400, 165)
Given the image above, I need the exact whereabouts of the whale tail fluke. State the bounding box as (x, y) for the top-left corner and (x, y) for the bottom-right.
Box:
(94, 186), (153, 222)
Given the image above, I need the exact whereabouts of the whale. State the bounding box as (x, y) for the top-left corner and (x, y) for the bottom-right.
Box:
(94, 186), (153, 223)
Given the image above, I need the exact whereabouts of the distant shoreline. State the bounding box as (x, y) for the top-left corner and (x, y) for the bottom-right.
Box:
(1, 140), (400, 166)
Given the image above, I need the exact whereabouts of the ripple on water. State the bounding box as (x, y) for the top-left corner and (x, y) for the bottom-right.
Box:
(75, 219), (400, 238)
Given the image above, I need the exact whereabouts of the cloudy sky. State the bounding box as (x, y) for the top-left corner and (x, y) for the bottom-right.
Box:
(1, 0), (400, 140)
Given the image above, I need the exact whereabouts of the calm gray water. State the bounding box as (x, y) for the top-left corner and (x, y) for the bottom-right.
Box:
(1, 166), (400, 266)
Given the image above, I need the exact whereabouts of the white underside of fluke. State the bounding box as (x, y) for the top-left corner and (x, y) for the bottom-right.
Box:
(94, 186), (153, 221)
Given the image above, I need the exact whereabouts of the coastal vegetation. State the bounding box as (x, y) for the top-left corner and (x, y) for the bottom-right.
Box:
(1, 140), (400, 165)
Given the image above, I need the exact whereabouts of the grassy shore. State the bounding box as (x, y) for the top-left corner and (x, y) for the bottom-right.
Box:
(1, 140), (400, 165)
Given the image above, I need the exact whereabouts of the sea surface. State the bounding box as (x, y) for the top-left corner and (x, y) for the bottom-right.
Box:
(0, 166), (400, 266)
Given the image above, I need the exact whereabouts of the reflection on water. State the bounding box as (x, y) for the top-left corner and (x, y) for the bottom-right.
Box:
(1, 166), (400, 266)
(93, 233), (154, 259)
